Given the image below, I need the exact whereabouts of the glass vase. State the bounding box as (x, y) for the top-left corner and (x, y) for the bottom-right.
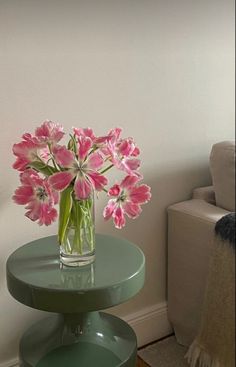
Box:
(59, 191), (95, 267)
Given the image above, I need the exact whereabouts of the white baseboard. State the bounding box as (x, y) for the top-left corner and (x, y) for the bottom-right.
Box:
(123, 301), (173, 348)
(0, 302), (172, 366)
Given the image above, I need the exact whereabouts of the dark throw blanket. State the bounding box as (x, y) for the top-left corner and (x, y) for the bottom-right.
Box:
(215, 212), (235, 248)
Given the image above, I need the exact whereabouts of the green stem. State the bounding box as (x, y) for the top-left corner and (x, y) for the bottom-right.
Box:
(62, 195), (95, 256)
(69, 134), (77, 154)
(85, 199), (94, 251)
(48, 143), (59, 171)
(36, 156), (54, 174)
(88, 146), (99, 156)
(100, 164), (114, 174)
(71, 200), (83, 255)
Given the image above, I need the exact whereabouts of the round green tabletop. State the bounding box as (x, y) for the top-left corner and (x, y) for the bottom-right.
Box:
(6, 233), (145, 313)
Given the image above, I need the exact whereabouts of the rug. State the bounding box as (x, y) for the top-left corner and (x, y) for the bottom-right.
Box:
(138, 336), (189, 367)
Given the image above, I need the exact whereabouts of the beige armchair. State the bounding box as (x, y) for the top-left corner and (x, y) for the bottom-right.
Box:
(167, 141), (235, 346)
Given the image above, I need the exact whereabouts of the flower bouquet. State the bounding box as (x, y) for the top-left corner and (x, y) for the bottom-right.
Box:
(12, 121), (151, 266)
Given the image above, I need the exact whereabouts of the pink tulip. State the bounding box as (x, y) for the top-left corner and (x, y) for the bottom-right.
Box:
(12, 134), (46, 171)
(102, 129), (141, 176)
(103, 175), (151, 229)
(99, 127), (122, 156)
(73, 127), (96, 142)
(118, 138), (139, 157)
(35, 120), (64, 145)
(49, 144), (107, 200)
(13, 169), (58, 226)
(12, 124), (151, 230)
(73, 127), (116, 145)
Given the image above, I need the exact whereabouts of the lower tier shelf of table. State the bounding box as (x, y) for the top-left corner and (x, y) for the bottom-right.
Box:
(19, 312), (137, 367)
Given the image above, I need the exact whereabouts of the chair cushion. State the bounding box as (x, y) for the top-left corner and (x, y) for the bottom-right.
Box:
(210, 141), (235, 211)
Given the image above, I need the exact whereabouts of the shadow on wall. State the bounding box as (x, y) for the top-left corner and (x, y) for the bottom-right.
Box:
(0, 188), (15, 288)
(96, 161), (211, 299)
(0, 295), (47, 362)
(97, 161), (211, 239)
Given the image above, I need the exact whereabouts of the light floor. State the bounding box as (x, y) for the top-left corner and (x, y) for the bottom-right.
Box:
(138, 336), (189, 367)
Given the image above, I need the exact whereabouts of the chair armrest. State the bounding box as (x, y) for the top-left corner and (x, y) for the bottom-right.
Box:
(167, 199), (229, 346)
(192, 186), (216, 205)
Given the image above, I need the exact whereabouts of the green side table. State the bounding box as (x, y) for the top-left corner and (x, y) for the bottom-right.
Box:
(6, 234), (145, 367)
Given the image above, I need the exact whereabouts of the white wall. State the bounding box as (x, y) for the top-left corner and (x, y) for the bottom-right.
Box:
(0, 0), (234, 364)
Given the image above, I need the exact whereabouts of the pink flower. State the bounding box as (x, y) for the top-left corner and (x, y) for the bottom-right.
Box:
(12, 124), (151, 231)
(73, 127), (96, 142)
(102, 129), (141, 176)
(113, 156), (141, 177)
(103, 175), (151, 229)
(99, 127), (122, 154)
(118, 138), (140, 157)
(49, 144), (107, 200)
(73, 127), (116, 145)
(12, 134), (46, 171)
(35, 120), (64, 145)
(13, 169), (58, 226)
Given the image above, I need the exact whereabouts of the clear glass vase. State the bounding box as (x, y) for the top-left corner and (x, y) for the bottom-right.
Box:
(59, 192), (95, 267)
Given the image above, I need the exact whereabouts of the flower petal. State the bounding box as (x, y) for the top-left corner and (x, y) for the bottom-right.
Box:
(12, 186), (34, 205)
(77, 136), (93, 161)
(19, 169), (42, 185)
(108, 184), (121, 197)
(123, 158), (140, 172)
(13, 141), (36, 160)
(86, 152), (103, 170)
(103, 199), (117, 220)
(123, 202), (142, 219)
(131, 146), (140, 157)
(111, 156), (141, 176)
(73, 127), (95, 141)
(35, 120), (64, 144)
(113, 206), (126, 229)
(129, 184), (151, 204)
(74, 176), (92, 200)
(94, 135), (112, 144)
(120, 175), (140, 189)
(108, 127), (122, 141)
(21, 133), (39, 144)
(12, 141), (33, 157)
(25, 200), (41, 222)
(88, 172), (108, 191)
(43, 179), (59, 205)
(53, 145), (75, 168)
(25, 201), (57, 226)
(12, 157), (29, 171)
(118, 138), (136, 157)
(52, 190), (59, 205)
(39, 204), (58, 226)
(12, 136), (45, 171)
(49, 171), (74, 191)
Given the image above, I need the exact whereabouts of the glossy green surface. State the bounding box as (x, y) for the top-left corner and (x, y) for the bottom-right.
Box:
(19, 312), (137, 367)
(7, 234), (145, 312)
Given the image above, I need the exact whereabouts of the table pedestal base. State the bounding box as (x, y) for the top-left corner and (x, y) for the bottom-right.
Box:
(19, 312), (137, 367)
